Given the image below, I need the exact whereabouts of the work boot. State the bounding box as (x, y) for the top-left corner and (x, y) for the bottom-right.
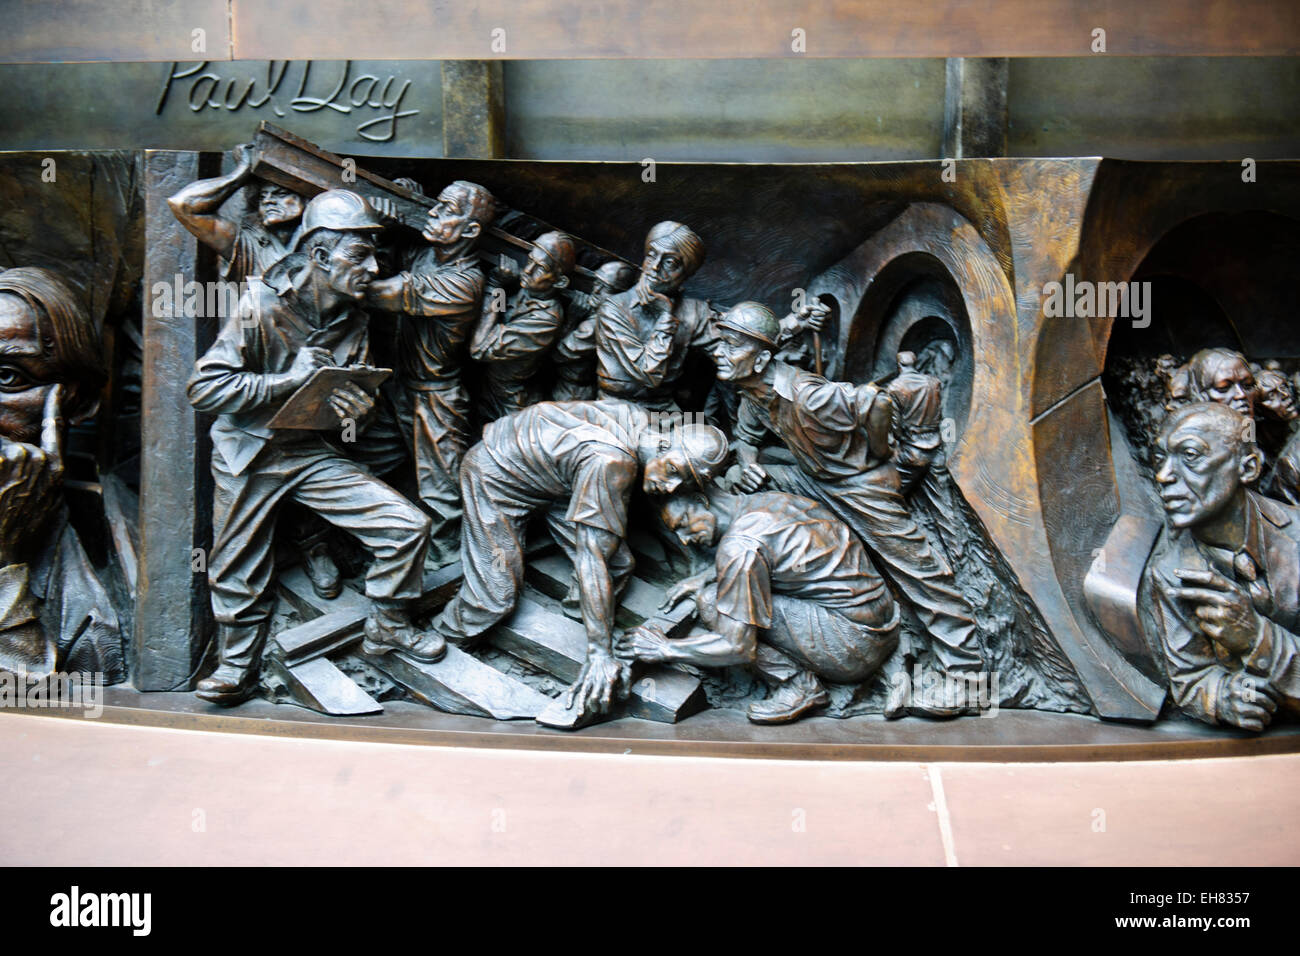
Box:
(747, 671), (830, 724)
(361, 603), (446, 662)
(195, 623), (267, 705)
(303, 542), (343, 600)
(195, 662), (259, 706)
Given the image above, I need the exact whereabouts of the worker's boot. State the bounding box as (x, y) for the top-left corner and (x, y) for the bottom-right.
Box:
(302, 541), (343, 600)
(195, 623), (268, 706)
(747, 670), (829, 724)
(361, 601), (446, 663)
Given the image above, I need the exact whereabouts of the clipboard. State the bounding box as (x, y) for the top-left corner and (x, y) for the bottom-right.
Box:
(268, 366), (392, 430)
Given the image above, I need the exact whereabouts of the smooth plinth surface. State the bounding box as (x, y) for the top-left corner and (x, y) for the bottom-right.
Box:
(3, 711), (1298, 865)
(7, 686), (1300, 763)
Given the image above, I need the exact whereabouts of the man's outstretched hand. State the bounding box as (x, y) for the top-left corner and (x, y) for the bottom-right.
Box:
(563, 644), (632, 716)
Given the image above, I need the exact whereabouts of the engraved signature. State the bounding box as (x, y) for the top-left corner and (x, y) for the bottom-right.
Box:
(157, 61), (419, 143)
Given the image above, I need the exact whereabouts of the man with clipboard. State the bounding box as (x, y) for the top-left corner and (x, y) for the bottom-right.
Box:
(187, 190), (443, 705)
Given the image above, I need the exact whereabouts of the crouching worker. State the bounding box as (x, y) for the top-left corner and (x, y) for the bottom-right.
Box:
(188, 190), (445, 706)
(619, 487), (900, 724)
(430, 400), (730, 717)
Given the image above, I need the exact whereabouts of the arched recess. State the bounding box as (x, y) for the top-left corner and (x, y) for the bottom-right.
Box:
(1030, 191), (1300, 704)
(804, 203), (1016, 489)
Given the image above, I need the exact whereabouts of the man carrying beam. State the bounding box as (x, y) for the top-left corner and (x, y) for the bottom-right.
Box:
(364, 181), (497, 567)
(431, 400), (730, 716)
(470, 231), (578, 421)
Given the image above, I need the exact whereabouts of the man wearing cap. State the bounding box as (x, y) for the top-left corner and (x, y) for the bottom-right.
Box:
(1144, 401), (1300, 731)
(715, 302), (987, 715)
(470, 231), (577, 420)
(188, 189), (443, 705)
(580, 221), (718, 412)
(365, 180), (496, 566)
(620, 486), (900, 723)
(430, 399), (730, 718)
(168, 146), (347, 602)
(552, 260), (638, 402)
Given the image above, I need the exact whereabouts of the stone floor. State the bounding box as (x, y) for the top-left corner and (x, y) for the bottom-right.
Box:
(3, 710), (1298, 865)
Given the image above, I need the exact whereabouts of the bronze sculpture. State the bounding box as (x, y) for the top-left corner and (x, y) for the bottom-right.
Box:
(188, 190), (444, 704)
(470, 230), (577, 420)
(430, 400), (729, 719)
(717, 302), (987, 715)
(364, 180), (496, 568)
(621, 486), (899, 723)
(1144, 402), (1300, 731)
(0, 268), (123, 682)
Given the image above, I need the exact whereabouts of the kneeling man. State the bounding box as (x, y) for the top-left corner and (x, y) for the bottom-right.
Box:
(620, 487), (900, 723)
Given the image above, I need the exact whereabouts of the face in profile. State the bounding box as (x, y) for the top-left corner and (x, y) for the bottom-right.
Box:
(1256, 370), (1298, 421)
(259, 185), (304, 228)
(319, 234), (380, 301)
(0, 292), (60, 445)
(422, 185), (479, 247)
(660, 495), (719, 549)
(1153, 408), (1258, 530)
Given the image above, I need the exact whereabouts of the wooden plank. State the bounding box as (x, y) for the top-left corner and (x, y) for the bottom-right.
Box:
(270, 610), (365, 664)
(366, 646), (549, 720)
(525, 552), (695, 635)
(0, 0), (230, 62)
(492, 597), (705, 723)
(263, 656), (383, 716)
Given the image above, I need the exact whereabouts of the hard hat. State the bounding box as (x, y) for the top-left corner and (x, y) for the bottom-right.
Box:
(293, 190), (384, 249)
(676, 423), (731, 489)
(715, 302), (780, 349)
(532, 231), (577, 275)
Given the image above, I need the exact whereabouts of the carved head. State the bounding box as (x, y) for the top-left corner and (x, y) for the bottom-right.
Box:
(592, 261), (638, 297)
(713, 302), (779, 384)
(1255, 368), (1298, 422)
(638, 221), (704, 296)
(1180, 348), (1257, 418)
(422, 181), (496, 250)
(657, 491), (719, 549)
(0, 267), (105, 444)
(254, 181), (304, 229)
(293, 191), (384, 301)
(1153, 402), (1261, 530)
(520, 231), (576, 295)
(642, 423), (729, 496)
